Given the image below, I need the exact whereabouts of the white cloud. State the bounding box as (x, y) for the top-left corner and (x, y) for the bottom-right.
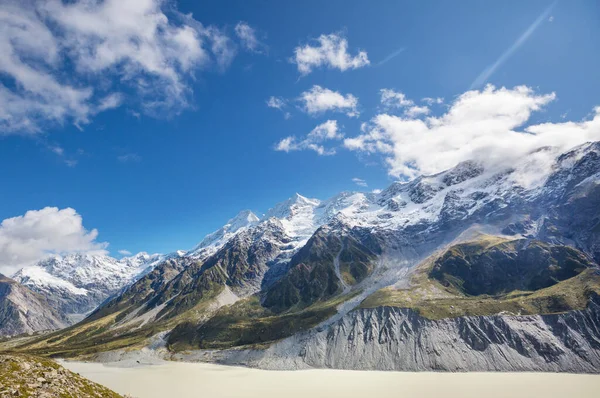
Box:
(267, 96), (286, 110)
(275, 120), (343, 156)
(0, 207), (108, 275)
(352, 178), (368, 187)
(118, 249), (132, 256)
(235, 22), (266, 53)
(0, 0), (239, 135)
(49, 146), (64, 156)
(380, 89), (430, 118)
(96, 93), (124, 113)
(46, 144), (80, 167)
(292, 33), (369, 75)
(345, 85), (600, 181)
(380, 89), (414, 108)
(404, 105), (430, 118)
(422, 97), (444, 105)
(299, 85), (359, 117)
(267, 96), (291, 119)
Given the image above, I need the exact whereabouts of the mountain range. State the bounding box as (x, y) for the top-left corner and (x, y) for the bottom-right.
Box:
(2, 141), (600, 372)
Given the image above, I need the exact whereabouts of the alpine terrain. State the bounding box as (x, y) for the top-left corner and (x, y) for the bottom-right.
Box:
(5, 141), (600, 373)
(8, 252), (173, 327)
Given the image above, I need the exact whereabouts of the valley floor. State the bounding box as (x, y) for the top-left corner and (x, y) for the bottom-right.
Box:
(60, 360), (600, 398)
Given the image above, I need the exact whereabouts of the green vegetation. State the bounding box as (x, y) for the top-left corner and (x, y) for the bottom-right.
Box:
(430, 238), (593, 295)
(4, 283), (226, 358)
(361, 236), (600, 320)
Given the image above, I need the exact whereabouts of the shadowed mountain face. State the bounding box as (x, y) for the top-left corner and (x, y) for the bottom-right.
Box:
(430, 239), (595, 296)
(0, 274), (65, 337)
(263, 226), (380, 312)
(8, 142), (600, 373)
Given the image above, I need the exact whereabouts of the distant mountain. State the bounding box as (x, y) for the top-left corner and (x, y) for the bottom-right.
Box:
(11, 142), (600, 373)
(0, 273), (65, 337)
(12, 251), (172, 323)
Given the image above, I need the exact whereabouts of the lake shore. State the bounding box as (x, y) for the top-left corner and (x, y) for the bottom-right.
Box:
(60, 360), (600, 398)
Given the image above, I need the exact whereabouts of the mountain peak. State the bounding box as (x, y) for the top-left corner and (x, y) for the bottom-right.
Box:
(228, 209), (259, 228)
(188, 209), (259, 258)
(263, 193), (321, 221)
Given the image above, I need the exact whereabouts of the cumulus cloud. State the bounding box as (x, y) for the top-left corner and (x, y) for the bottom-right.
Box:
(118, 249), (132, 256)
(235, 22), (266, 53)
(345, 85), (600, 181)
(0, 0), (239, 135)
(352, 178), (368, 187)
(275, 120), (343, 155)
(0, 207), (108, 275)
(299, 85), (359, 117)
(292, 33), (369, 75)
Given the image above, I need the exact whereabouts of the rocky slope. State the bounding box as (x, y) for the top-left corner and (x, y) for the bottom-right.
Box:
(0, 274), (65, 337)
(203, 299), (600, 372)
(0, 354), (124, 397)
(10, 141), (600, 373)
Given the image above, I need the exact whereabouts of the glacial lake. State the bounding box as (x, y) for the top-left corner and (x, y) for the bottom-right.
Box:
(60, 360), (600, 398)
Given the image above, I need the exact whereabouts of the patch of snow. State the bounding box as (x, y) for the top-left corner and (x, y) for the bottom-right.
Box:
(14, 266), (88, 296)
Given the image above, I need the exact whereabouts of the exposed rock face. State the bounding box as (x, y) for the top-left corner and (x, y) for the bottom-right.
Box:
(0, 274), (65, 337)
(263, 226), (379, 312)
(201, 299), (600, 373)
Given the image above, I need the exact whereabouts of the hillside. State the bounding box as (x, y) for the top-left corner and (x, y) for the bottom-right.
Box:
(0, 354), (124, 397)
(361, 236), (600, 319)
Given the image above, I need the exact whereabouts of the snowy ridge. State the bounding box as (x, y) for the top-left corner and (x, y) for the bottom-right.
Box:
(188, 210), (259, 259)
(12, 251), (173, 322)
(177, 149), (564, 278)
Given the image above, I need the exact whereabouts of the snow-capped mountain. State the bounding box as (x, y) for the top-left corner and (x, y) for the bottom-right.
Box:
(10, 142), (600, 373)
(12, 251), (173, 323)
(188, 210), (259, 260)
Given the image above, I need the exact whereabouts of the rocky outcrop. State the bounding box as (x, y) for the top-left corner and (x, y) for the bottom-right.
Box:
(0, 274), (65, 337)
(200, 299), (600, 373)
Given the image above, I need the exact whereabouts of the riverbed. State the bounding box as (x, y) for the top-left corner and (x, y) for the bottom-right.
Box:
(60, 360), (600, 398)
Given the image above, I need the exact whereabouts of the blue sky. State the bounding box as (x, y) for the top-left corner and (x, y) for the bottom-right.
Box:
(0, 0), (599, 263)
